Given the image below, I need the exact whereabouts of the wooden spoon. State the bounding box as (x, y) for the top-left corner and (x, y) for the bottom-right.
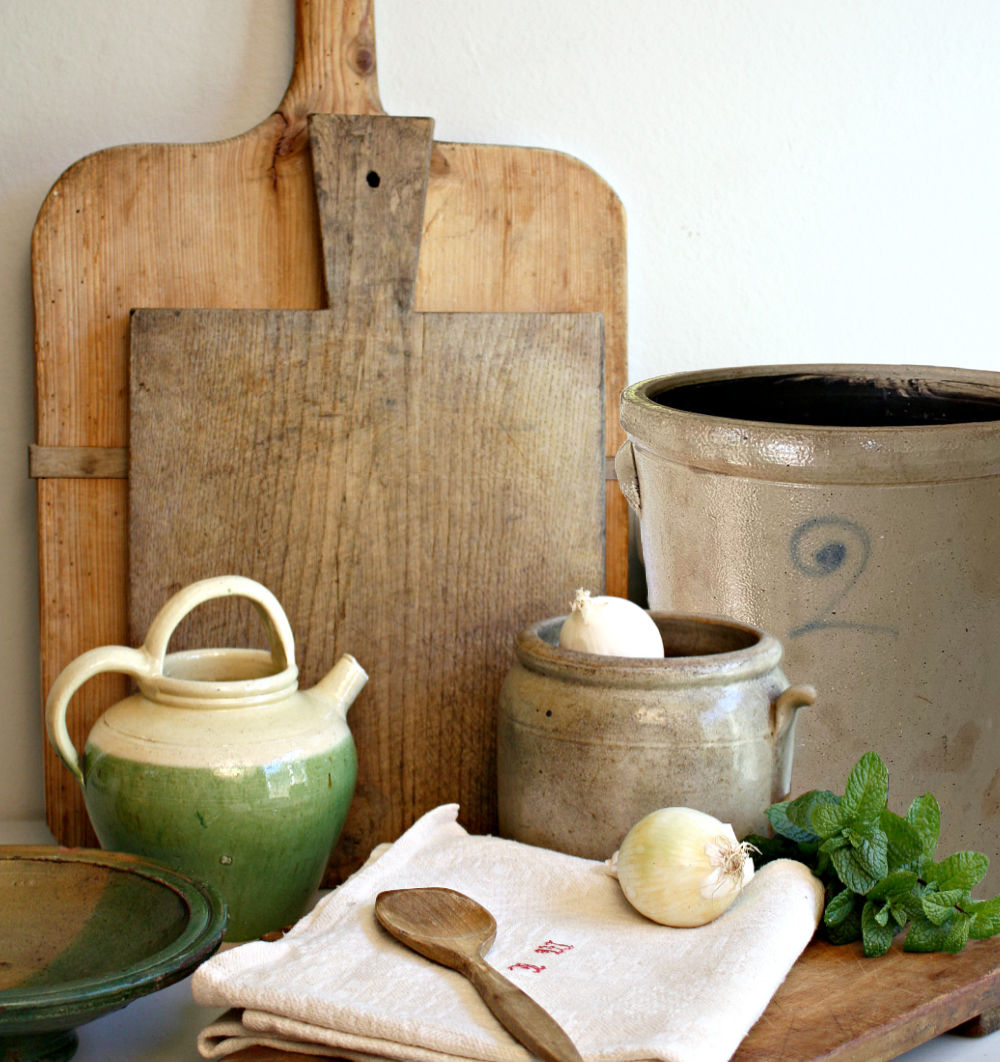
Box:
(374, 887), (584, 1062)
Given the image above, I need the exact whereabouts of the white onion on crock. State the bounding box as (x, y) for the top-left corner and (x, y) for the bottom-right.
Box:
(558, 589), (664, 658)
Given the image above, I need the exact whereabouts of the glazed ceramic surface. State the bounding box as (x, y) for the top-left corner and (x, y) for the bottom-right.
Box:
(45, 576), (368, 940)
(618, 364), (1000, 891)
(0, 845), (225, 1062)
(497, 612), (815, 858)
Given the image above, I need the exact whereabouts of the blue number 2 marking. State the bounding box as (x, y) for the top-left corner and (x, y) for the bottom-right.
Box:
(788, 516), (898, 638)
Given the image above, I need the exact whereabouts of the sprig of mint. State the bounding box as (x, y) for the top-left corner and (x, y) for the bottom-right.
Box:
(743, 750), (1000, 957)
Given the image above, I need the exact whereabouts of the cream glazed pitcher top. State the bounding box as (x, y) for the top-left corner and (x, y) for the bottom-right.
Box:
(46, 574), (368, 782)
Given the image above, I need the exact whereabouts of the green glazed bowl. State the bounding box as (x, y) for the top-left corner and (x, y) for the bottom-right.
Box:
(0, 845), (226, 1062)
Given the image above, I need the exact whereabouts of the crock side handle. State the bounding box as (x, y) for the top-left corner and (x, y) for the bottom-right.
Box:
(45, 645), (154, 785)
(770, 684), (817, 803)
(614, 439), (641, 516)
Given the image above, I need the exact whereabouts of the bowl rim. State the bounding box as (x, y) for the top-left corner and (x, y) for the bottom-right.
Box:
(0, 845), (226, 1030)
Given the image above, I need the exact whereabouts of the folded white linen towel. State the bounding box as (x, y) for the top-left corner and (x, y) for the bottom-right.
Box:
(194, 804), (823, 1062)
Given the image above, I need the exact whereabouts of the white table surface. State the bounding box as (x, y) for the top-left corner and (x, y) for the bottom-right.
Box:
(3, 819), (998, 1062)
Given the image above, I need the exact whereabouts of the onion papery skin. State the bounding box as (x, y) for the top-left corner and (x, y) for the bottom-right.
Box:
(558, 590), (664, 658)
(614, 806), (754, 927)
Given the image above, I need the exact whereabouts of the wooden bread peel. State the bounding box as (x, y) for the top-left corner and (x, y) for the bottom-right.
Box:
(31, 0), (627, 854)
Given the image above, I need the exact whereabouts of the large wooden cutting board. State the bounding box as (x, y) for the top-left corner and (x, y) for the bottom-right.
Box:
(31, 0), (627, 851)
(128, 114), (605, 878)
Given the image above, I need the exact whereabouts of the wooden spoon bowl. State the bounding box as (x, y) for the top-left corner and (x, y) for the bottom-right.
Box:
(375, 887), (583, 1062)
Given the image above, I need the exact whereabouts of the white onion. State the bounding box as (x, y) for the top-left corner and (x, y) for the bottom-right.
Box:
(558, 589), (664, 658)
(611, 807), (756, 927)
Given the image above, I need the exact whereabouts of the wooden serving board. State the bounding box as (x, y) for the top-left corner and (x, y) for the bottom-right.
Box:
(31, 0), (627, 852)
(128, 114), (606, 878)
(223, 934), (1000, 1062)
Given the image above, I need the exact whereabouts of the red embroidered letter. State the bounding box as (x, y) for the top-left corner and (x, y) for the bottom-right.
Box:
(534, 941), (574, 955)
(508, 963), (546, 973)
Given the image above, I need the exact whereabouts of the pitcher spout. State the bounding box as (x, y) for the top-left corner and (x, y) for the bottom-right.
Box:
(315, 654), (369, 719)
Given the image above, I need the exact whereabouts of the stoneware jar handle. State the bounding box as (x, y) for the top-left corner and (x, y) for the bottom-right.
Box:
(142, 574), (297, 676)
(45, 645), (154, 785)
(771, 684), (817, 739)
(770, 683), (817, 803)
(614, 439), (642, 516)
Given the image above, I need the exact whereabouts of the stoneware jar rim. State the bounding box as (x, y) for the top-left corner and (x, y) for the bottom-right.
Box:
(621, 362), (1000, 485)
(515, 611), (783, 688)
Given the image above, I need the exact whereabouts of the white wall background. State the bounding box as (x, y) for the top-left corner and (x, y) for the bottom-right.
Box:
(1, 0), (998, 821)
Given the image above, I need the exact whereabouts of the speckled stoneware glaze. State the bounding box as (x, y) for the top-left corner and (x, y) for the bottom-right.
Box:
(497, 612), (815, 858)
(617, 364), (1000, 891)
(45, 576), (367, 941)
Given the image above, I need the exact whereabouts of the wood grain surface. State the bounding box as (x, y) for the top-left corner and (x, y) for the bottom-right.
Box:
(375, 888), (584, 1062)
(31, 0), (627, 850)
(128, 115), (605, 880)
(218, 934), (1000, 1062)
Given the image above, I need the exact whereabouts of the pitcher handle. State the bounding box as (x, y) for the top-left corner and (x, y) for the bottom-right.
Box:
(45, 645), (154, 784)
(142, 575), (297, 676)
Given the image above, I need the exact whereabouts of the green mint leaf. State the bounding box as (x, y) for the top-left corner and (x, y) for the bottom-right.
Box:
(868, 869), (919, 903)
(905, 914), (955, 952)
(944, 912), (972, 953)
(880, 808), (924, 870)
(831, 844), (879, 894)
(921, 889), (966, 926)
(823, 895), (863, 945)
(905, 793), (941, 858)
(766, 801), (818, 844)
(844, 825), (889, 881)
(823, 887), (856, 928)
(812, 802), (848, 839)
(905, 912), (972, 954)
(786, 790), (840, 836)
(814, 847), (834, 881)
(942, 913), (976, 955)
(898, 883), (929, 922)
(874, 904), (890, 926)
(842, 751), (889, 822)
(820, 834), (849, 854)
(862, 900), (894, 957)
(890, 905), (909, 928)
(967, 896), (1000, 940)
(924, 851), (989, 893)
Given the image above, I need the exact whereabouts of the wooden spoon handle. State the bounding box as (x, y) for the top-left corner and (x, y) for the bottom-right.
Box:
(466, 957), (584, 1062)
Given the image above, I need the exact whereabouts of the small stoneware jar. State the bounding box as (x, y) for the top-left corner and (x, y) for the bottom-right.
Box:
(497, 611), (815, 859)
(45, 575), (368, 941)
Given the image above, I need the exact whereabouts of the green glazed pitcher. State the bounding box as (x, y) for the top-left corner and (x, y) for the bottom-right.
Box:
(45, 575), (367, 941)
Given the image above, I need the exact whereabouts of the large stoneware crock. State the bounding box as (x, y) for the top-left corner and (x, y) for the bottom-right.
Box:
(617, 364), (1000, 889)
(498, 611), (815, 858)
(45, 575), (368, 940)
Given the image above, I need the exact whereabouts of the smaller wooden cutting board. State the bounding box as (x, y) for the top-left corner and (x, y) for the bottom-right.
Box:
(128, 115), (606, 880)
